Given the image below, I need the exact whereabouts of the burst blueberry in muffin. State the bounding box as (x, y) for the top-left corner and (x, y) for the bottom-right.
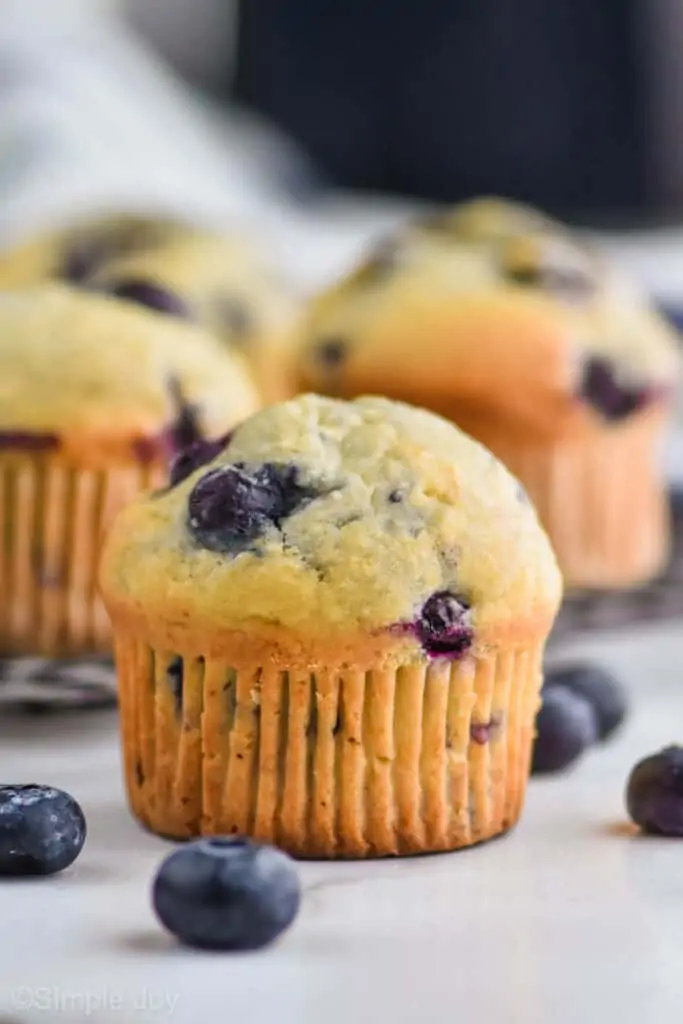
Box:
(100, 394), (562, 857)
(0, 285), (259, 657)
(297, 197), (680, 589)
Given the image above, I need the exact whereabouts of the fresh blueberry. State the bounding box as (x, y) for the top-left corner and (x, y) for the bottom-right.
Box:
(0, 785), (86, 876)
(579, 357), (649, 421)
(152, 836), (301, 950)
(315, 338), (349, 368)
(544, 662), (627, 740)
(168, 435), (231, 487)
(187, 462), (317, 553)
(101, 278), (192, 319)
(626, 745), (683, 836)
(531, 687), (598, 774)
(416, 591), (473, 658)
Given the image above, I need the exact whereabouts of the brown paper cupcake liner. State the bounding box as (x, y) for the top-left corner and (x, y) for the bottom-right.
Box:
(488, 422), (668, 590)
(116, 637), (545, 858)
(0, 454), (159, 657)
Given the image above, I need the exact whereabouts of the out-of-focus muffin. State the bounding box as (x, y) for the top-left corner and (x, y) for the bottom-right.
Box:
(297, 197), (680, 590)
(0, 284), (259, 657)
(0, 214), (300, 404)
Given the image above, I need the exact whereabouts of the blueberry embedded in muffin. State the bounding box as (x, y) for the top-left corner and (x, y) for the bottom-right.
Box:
(187, 461), (321, 554)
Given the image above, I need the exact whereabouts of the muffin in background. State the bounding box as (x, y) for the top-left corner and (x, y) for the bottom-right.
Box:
(296, 197), (680, 590)
(88, 231), (300, 405)
(0, 285), (259, 658)
(100, 393), (562, 858)
(0, 213), (177, 288)
(0, 214), (300, 405)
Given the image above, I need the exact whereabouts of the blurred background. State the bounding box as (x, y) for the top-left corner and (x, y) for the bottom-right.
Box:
(3, 0), (683, 296)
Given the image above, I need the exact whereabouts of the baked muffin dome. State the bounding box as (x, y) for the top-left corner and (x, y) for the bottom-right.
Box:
(296, 197), (680, 589)
(0, 284), (259, 466)
(101, 394), (562, 857)
(0, 284), (260, 657)
(101, 393), (562, 658)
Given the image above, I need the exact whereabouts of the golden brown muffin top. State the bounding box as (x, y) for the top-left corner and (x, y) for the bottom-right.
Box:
(297, 198), (679, 436)
(0, 285), (260, 465)
(100, 394), (562, 665)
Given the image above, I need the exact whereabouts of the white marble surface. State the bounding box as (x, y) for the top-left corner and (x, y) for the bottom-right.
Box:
(1, 624), (682, 1024)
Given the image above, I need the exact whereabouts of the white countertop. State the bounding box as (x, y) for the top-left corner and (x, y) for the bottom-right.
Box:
(2, 623), (682, 1024)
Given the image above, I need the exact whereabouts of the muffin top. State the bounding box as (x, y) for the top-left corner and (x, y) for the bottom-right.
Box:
(100, 394), (562, 666)
(297, 198), (679, 436)
(0, 214), (179, 289)
(87, 232), (300, 402)
(0, 285), (260, 465)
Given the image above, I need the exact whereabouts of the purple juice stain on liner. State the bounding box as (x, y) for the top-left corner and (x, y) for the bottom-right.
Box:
(470, 712), (503, 745)
(0, 431), (60, 452)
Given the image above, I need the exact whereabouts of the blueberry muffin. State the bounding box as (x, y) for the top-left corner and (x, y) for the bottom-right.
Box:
(100, 394), (562, 858)
(0, 285), (259, 657)
(0, 213), (178, 288)
(87, 231), (300, 405)
(0, 215), (300, 405)
(297, 197), (680, 590)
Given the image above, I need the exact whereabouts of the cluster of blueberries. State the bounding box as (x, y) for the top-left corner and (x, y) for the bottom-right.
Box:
(1, 663), (681, 951)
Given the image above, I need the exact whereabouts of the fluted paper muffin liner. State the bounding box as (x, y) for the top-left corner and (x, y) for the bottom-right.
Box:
(0, 453), (159, 657)
(116, 637), (545, 858)
(486, 414), (669, 590)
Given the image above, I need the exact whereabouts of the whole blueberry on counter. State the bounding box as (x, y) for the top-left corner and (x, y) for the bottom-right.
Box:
(531, 687), (598, 774)
(152, 836), (301, 950)
(544, 662), (627, 740)
(626, 745), (683, 836)
(0, 785), (86, 876)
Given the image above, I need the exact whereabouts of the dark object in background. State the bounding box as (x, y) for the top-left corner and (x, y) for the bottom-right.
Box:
(531, 686), (598, 775)
(626, 745), (683, 836)
(543, 662), (627, 740)
(234, 0), (645, 218)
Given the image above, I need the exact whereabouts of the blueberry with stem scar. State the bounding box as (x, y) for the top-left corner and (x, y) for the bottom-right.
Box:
(0, 785), (86, 876)
(152, 836), (301, 950)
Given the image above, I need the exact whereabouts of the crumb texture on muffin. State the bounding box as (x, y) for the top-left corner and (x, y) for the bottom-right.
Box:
(101, 394), (562, 657)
